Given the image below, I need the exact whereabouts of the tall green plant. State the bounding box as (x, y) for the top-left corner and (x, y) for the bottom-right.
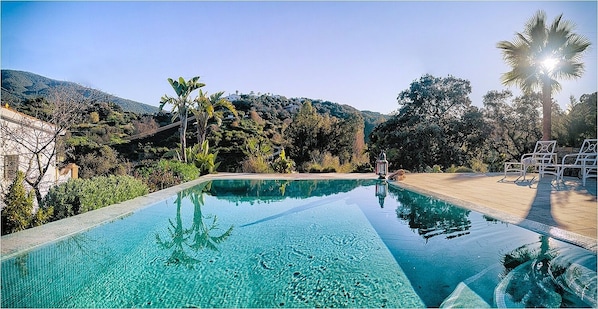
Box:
(497, 10), (591, 140)
(2, 171), (35, 235)
(160, 76), (206, 163)
(271, 149), (295, 173)
(191, 90), (238, 146)
(188, 140), (220, 175)
(1, 171), (52, 235)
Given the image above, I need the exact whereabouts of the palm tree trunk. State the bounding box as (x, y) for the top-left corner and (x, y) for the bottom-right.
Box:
(541, 83), (552, 141)
(196, 114), (208, 146)
(180, 112), (188, 163)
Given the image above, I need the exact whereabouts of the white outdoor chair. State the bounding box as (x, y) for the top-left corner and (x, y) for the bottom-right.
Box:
(503, 140), (557, 182)
(554, 139), (598, 186)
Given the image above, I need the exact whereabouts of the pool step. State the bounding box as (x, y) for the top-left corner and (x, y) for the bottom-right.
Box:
(440, 282), (491, 308)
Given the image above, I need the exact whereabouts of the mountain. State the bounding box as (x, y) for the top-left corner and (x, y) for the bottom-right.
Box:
(1, 70), (159, 115)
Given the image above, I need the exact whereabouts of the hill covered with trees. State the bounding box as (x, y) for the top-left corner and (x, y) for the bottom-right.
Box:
(1, 69), (159, 115)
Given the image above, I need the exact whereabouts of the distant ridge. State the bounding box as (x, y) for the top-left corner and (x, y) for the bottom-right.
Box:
(1, 69), (159, 115)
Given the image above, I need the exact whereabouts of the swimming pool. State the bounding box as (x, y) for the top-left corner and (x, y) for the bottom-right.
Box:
(1, 179), (596, 308)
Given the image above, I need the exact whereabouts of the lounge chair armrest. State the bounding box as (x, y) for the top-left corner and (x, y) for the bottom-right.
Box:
(561, 153), (597, 165)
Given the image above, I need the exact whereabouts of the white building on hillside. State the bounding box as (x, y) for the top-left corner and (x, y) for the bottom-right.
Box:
(0, 106), (74, 207)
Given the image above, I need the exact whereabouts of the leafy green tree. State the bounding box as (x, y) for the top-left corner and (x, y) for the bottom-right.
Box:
(286, 101), (321, 166)
(2, 171), (35, 235)
(482, 90), (542, 165)
(160, 77), (206, 163)
(286, 101), (363, 170)
(1, 171), (53, 235)
(497, 10), (591, 140)
(191, 90), (237, 146)
(564, 92), (597, 146)
(369, 75), (490, 172)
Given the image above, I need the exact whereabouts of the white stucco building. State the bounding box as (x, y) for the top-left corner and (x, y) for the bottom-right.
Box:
(0, 106), (74, 207)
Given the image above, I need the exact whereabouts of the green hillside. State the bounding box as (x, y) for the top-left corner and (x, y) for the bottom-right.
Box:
(1, 69), (159, 115)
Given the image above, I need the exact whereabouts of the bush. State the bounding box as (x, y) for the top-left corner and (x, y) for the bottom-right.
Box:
(425, 165), (444, 173)
(241, 156), (273, 173)
(301, 151), (354, 173)
(2, 172), (33, 234)
(188, 141), (219, 175)
(44, 175), (148, 221)
(271, 149), (295, 173)
(158, 160), (199, 182)
(352, 162), (373, 173)
(469, 156), (489, 173)
(445, 165), (475, 173)
(134, 159), (199, 192)
(1, 171), (53, 235)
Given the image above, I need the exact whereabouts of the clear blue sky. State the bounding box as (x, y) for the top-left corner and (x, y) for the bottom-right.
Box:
(2, 1), (596, 114)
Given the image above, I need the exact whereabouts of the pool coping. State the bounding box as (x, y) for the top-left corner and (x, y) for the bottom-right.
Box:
(1, 172), (596, 261)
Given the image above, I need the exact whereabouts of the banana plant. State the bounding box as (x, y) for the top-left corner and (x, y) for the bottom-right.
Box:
(159, 76), (205, 163)
(191, 90), (238, 146)
(187, 140), (220, 175)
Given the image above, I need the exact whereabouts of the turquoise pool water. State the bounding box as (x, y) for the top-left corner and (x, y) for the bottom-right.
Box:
(1, 179), (596, 308)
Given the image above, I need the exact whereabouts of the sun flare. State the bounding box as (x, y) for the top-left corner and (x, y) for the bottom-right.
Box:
(541, 57), (558, 73)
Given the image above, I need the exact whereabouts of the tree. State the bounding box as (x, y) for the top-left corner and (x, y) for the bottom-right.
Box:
(191, 90), (237, 146)
(564, 92), (597, 146)
(159, 77), (206, 163)
(1, 86), (86, 205)
(369, 75), (490, 172)
(285, 101), (322, 166)
(1, 171), (52, 235)
(481, 90), (542, 169)
(497, 10), (591, 140)
(1, 171), (35, 235)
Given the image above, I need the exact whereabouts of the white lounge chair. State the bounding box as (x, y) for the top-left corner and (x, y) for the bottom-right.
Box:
(503, 140), (557, 182)
(554, 139), (597, 186)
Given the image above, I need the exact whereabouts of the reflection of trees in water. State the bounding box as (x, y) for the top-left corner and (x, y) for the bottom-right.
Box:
(392, 188), (471, 241)
(13, 254), (29, 276)
(156, 181), (233, 268)
(497, 236), (596, 308)
(206, 179), (377, 204)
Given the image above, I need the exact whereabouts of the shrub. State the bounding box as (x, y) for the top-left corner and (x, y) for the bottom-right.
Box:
(425, 165), (444, 173)
(469, 156), (489, 173)
(241, 156), (273, 173)
(44, 175), (148, 221)
(188, 141), (220, 175)
(77, 145), (124, 179)
(134, 159), (199, 192)
(271, 149), (295, 173)
(2, 171), (35, 235)
(1, 171), (53, 235)
(301, 151), (354, 173)
(352, 162), (373, 173)
(158, 160), (199, 182)
(445, 165), (475, 173)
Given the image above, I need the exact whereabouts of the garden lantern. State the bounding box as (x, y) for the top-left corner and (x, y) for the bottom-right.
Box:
(375, 180), (387, 208)
(376, 151), (388, 179)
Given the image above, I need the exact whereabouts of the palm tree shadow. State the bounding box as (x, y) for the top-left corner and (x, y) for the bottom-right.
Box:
(523, 177), (560, 227)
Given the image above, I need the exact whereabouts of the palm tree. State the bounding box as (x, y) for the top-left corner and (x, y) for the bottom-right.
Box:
(159, 77), (205, 163)
(191, 90), (238, 146)
(497, 10), (591, 140)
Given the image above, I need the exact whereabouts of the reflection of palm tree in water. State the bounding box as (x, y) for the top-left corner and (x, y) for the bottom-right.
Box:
(187, 188), (233, 251)
(156, 182), (233, 268)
